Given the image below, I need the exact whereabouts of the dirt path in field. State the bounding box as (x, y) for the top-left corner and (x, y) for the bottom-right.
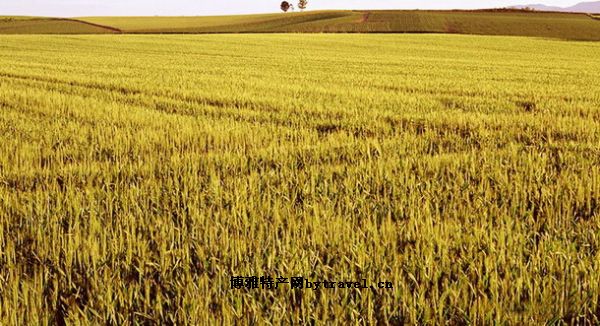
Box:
(56, 18), (122, 33)
(360, 11), (371, 23)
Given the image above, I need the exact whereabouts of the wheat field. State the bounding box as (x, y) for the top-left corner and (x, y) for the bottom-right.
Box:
(1, 34), (599, 324)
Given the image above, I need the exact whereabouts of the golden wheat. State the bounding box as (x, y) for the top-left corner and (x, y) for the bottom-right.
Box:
(0, 34), (599, 324)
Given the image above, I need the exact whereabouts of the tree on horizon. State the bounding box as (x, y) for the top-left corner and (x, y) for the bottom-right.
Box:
(281, 1), (291, 12)
(298, 0), (308, 11)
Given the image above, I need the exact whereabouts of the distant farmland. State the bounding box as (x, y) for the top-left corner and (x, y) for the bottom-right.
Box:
(2, 10), (600, 40)
(0, 17), (119, 34)
(80, 10), (600, 40)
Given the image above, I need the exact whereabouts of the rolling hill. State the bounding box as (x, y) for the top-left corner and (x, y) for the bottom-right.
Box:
(0, 17), (119, 34)
(80, 10), (600, 40)
(2, 10), (600, 40)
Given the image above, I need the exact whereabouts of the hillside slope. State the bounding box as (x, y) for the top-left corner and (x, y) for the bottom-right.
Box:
(79, 10), (600, 40)
(3, 10), (600, 40)
(80, 11), (356, 33)
(0, 17), (119, 34)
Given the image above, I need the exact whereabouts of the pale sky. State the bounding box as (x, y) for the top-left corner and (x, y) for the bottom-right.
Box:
(0, 0), (584, 17)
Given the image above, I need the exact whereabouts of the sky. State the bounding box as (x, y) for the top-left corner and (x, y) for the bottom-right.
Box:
(0, 0), (585, 17)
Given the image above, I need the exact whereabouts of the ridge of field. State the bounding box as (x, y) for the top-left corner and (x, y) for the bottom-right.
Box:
(0, 17), (120, 34)
(1, 34), (600, 324)
(77, 10), (600, 40)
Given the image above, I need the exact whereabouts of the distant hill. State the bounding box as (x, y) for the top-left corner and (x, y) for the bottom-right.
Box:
(2, 10), (600, 40)
(79, 10), (600, 41)
(511, 1), (600, 13)
(0, 17), (119, 34)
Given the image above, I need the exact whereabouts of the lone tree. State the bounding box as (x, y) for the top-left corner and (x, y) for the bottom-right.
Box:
(281, 1), (291, 12)
(298, 0), (308, 11)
